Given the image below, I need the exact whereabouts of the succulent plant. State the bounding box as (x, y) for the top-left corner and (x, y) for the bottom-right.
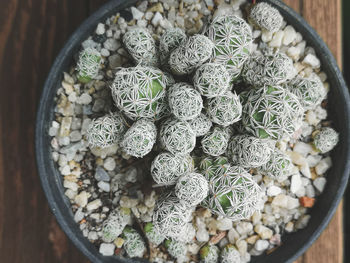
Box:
(313, 127), (339, 153)
(151, 152), (194, 186)
(86, 112), (126, 148)
(206, 91), (242, 126)
(159, 28), (187, 64)
(175, 172), (209, 207)
(198, 156), (230, 179)
(122, 226), (146, 258)
(169, 34), (214, 75)
(220, 244), (241, 263)
(257, 148), (294, 179)
(111, 66), (172, 121)
(200, 244), (220, 263)
(102, 207), (131, 242)
(168, 83), (203, 121)
(144, 222), (165, 246)
(227, 135), (272, 168)
(76, 47), (102, 83)
(249, 2), (283, 33)
(122, 27), (159, 66)
(242, 51), (296, 87)
(165, 239), (188, 262)
(201, 126), (230, 157)
(241, 85), (304, 140)
(121, 119), (157, 158)
(202, 165), (262, 221)
(287, 74), (326, 110)
(193, 63), (231, 98)
(187, 113), (213, 137)
(153, 192), (192, 239)
(159, 118), (196, 155)
(207, 14), (252, 81)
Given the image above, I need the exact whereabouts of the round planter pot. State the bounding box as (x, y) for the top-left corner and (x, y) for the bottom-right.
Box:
(35, 0), (350, 262)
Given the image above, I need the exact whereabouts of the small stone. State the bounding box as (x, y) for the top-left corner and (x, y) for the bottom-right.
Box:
(131, 7), (144, 20)
(315, 157), (332, 175)
(152, 12), (163, 26)
(69, 130), (82, 142)
(175, 15), (185, 28)
(267, 185), (282, 196)
(159, 18), (173, 29)
(272, 194), (299, 209)
(124, 167), (138, 183)
(188, 243), (200, 254)
(236, 239), (247, 256)
(295, 214), (311, 229)
(303, 54), (321, 68)
(196, 217), (209, 242)
(145, 11), (153, 20)
(63, 180), (78, 191)
(77, 93), (92, 105)
(246, 235), (259, 245)
(287, 46), (300, 60)
(261, 30), (273, 42)
(287, 151), (307, 166)
(137, 19), (148, 27)
(59, 117), (72, 137)
(305, 184), (316, 198)
(100, 48), (110, 57)
(216, 218), (233, 231)
(68, 92), (77, 102)
(88, 231), (98, 240)
(75, 191), (89, 207)
(147, 2), (164, 13)
(313, 177), (326, 193)
(236, 222), (253, 236)
(98, 181), (111, 192)
(306, 155), (322, 167)
(74, 208), (84, 222)
(96, 23), (105, 35)
(114, 237), (125, 248)
(99, 243), (115, 256)
(254, 240), (269, 251)
(108, 54), (123, 69)
(144, 191), (156, 208)
(92, 98), (105, 112)
(86, 199), (102, 211)
(104, 38), (121, 51)
(104, 157), (116, 171)
(293, 142), (313, 156)
(254, 225), (273, 239)
(49, 126), (58, 137)
(65, 189), (76, 199)
(283, 25), (296, 45)
(269, 30), (284, 47)
(61, 165), (71, 175)
(227, 228), (239, 243)
(95, 166), (110, 181)
(62, 81), (74, 94)
(290, 173), (302, 194)
(120, 196), (139, 208)
(285, 221), (294, 232)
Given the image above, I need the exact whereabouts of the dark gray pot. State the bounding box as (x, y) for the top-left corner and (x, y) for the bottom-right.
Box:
(35, 0), (350, 262)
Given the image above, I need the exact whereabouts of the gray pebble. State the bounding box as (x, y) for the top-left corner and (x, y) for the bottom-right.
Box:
(95, 166), (110, 182)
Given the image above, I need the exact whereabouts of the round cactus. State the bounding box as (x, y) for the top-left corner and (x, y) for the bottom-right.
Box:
(169, 34), (214, 75)
(206, 91), (242, 126)
(168, 83), (203, 121)
(165, 239), (188, 262)
(249, 2), (283, 33)
(111, 66), (170, 121)
(201, 127), (230, 157)
(153, 192), (192, 239)
(287, 74), (326, 110)
(199, 156), (230, 180)
(86, 112), (126, 148)
(144, 222), (165, 246)
(102, 208), (131, 242)
(207, 15), (252, 81)
(257, 148), (294, 179)
(159, 28), (187, 64)
(313, 127), (339, 153)
(76, 47), (102, 83)
(121, 119), (157, 158)
(193, 63), (231, 98)
(175, 172), (209, 207)
(241, 85), (304, 140)
(159, 118), (196, 155)
(122, 227), (146, 258)
(122, 27), (158, 66)
(200, 244), (220, 263)
(202, 165), (262, 221)
(220, 244), (241, 263)
(227, 135), (272, 168)
(151, 152), (194, 186)
(187, 113), (213, 137)
(242, 51), (296, 87)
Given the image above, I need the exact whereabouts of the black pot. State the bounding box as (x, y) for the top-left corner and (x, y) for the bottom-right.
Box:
(35, 0), (350, 262)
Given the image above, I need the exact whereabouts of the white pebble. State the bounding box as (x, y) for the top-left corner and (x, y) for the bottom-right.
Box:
(272, 194), (299, 209)
(300, 163), (311, 178)
(261, 30), (273, 42)
(96, 23), (105, 35)
(74, 207), (84, 222)
(227, 228), (240, 243)
(306, 155), (322, 167)
(152, 12), (163, 26)
(131, 7), (144, 20)
(287, 46), (300, 60)
(313, 177), (326, 193)
(293, 142), (313, 156)
(61, 164), (71, 175)
(98, 181), (111, 192)
(104, 157), (116, 171)
(254, 224), (273, 239)
(65, 189), (77, 199)
(305, 184), (316, 198)
(267, 185), (282, 196)
(216, 218), (233, 231)
(236, 222), (253, 236)
(75, 191), (89, 207)
(77, 93), (92, 105)
(290, 173), (302, 194)
(100, 48), (110, 57)
(103, 38), (121, 51)
(315, 157), (332, 175)
(145, 11), (153, 20)
(86, 199), (102, 211)
(254, 240), (269, 251)
(303, 54), (321, 68)
(99, 243), (115, 256)
(283, 25), (296, 45)
(196, 217), (209, 242)
(269, 30), (284, 47)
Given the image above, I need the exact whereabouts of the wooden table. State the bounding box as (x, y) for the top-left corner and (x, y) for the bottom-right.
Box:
(0, 0), (343, 262)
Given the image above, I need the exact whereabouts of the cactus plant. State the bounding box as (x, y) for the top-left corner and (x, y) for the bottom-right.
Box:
(86, 112), (126, 148)
(151, 152), (194, 186)
(159, 28), (187, 64)
(169, 34), (214, 75)
(122, 226), (146, 258)
(144, 222), (165, 246)
(193, 63), (231, 98)
(202, 165), (262, 221)
(159, 118), (196, 155)
(242, 51), (296, 87)
(201, 126), (230, 157)
(102, 207), (131, 242)
(207, 14), (253, 81)
(122, 27), (159, 66)
(313, 127), (339, 153)
(206, 91), (242, 126)
(168, 83), (203, 121)
(200, 244), (220, 263)
(76, 47), (102, 83)
(187, 113), (213, 137)
(198, 156), (230, 179)
(241, 85), (303, 140)
(249, 2), (283, 32)
(220, 244), (241, 263)
(120, 119), (157, 158)
(175, 172), (209, 207)
(287, 74), (326, 110)
(227, 135), (272, 168)
(111, 66), (171, 121)
(165, 239), (188, 263)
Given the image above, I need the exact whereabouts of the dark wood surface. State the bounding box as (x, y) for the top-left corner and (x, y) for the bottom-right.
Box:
(0, 0), (343, 262)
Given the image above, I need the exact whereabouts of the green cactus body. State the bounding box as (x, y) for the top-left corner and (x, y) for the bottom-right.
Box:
(122, 227), (146, 258)
(159, 28), (187, 64)
(257, 149), (294, 179)
(200, 244), (220, 263)
(102, 207), (131, 242)
(76, 48), (102, 83)
(187, 113), (213, 137)
(201, 126), (230, 157)
(144, 222), (165, 246)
